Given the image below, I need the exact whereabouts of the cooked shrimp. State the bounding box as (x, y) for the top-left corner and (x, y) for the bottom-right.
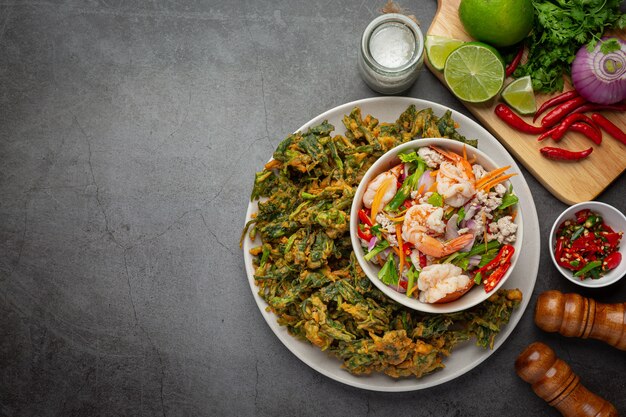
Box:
(402, 203), (474, 258)
(418, 264), (473, 304)
(362, 165), (402, 209)
(431, 146), (476, 208)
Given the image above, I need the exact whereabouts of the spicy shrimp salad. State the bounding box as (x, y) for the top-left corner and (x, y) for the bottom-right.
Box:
(357, 145), (519, 304)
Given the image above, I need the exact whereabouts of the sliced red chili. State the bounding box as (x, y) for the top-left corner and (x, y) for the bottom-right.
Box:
(540, 146), (593, 161)
(476, 244), (515, 275)
(557, 251), (586, 271)
(571, 234), (598, 253)
(601, 223), (616, 233)
(483, 262), (511, 292)
(419, 251), (428, 268)
(494, 104), (545, 134)
(403, 199), (414, 209)
(358, 209), (373, 227)
(575, 209), (591, 224)
(555, 236), (567, 258)
(601, 232), (622, 247)
(602, 252), (622, 271)
(357, 228), (373, 241)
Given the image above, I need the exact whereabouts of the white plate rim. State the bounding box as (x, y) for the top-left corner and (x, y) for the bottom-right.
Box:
(242, 96), (540, 392)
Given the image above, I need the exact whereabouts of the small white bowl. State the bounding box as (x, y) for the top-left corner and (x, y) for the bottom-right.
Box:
(349, 138), (523, 313)
(549, 201), (626, 288)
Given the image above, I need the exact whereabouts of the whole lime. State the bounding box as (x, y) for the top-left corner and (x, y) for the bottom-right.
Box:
(459, 0), (534, 48)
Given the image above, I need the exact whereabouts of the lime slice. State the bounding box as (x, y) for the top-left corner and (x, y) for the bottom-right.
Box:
(425, 35), (464, 71)
(501, 75), (536, 115)
(443, 43), (505, 103)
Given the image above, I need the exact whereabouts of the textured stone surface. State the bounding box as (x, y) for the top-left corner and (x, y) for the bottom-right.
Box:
(1, 1), (624, 416)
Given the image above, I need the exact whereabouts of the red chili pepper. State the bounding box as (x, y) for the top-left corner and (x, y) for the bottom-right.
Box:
(358, 209), (373, 227)
(601, 232), (622, 247)
(483, 262), (511, 293)
(476, 244), (515, 275)
(505, 45), (524, 77)
(419, 252), (428, 268)
(403, 241), (414, 256)
(568, 122), (602, 145)
(533, 90), (579, 122)
(555, 236), (567, 258)
(591, 113), (626, 146)
(571, 102), (626, 115)
(571, 234), (599, 253)
(495, 104), (545, 134)
(575, 209), (591, 224)
(602, 252), (622, 271)
(540, 146), (593, 161)
(399, 280), (408, 289)
(357, 227), (372, 241)
(557, 251), (586, 271)
(551, 114), (596, 141)
(601, 223), (616, 233)
(403, 200), (414, 209)
(540, 96), (587, 128)
(537, 126), (559, 142)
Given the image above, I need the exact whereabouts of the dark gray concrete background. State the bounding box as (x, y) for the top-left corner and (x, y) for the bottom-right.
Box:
(1, 1), (625, 416)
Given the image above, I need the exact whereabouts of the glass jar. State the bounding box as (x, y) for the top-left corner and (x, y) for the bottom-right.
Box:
(358, 13), (424, 95)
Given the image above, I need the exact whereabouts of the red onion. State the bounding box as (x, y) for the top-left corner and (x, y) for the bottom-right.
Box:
(417, 170), (434, 193)
(468, 255), (482, 267)
(368, 236), (378, 251)
(399, 163), (410, 182)
(458, 219), (477, 252)
(571, 37), (626, 105)
(445, 214), (459, 240)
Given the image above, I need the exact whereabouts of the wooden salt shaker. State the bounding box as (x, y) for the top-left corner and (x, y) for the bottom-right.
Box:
(515, 342), (619, 417)
(534, 290), (626, 351)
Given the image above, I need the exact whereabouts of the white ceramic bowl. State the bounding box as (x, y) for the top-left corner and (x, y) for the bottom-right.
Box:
(549, 201), (626, 288)
(349, 138), (523, 313)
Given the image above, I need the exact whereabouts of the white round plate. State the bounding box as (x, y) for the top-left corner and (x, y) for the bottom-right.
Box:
(242, 97), (540, 392)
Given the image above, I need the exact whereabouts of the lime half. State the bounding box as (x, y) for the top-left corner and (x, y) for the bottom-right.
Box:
(443, 43), (505, 103)
(426, 35), (464, 71)
(501, 75), (536, 115)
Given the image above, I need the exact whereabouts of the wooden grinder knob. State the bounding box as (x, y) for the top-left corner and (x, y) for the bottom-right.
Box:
(515, 342), (618, 417)
(535, 290), (626, 351)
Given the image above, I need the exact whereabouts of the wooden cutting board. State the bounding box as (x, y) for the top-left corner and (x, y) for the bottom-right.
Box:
(426, 0), (626, 205)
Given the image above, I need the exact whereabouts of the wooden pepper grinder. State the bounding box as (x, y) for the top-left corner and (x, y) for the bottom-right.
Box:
(534, 290), (626, 351)
(515, 342), (619, 417)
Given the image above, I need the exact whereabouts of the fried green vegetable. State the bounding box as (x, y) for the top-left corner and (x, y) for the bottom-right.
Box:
(244, 105), (521, 379)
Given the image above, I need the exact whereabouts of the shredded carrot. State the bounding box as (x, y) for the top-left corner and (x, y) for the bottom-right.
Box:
(430, 170), (438, 177)
(462, 144), (467, 161)
(428, 181), (438, 193)
(370, 176), (395, 223)
(511, 209), (517, 222)
(479, 173), (517, 192)
(396, 224), (405, 279)
(476, 166), (511, 188)
(468, 155), (476, 164)
(417, 183), (426, 196)
(391, 246), (402, 258)
(385, 214), (405, 222)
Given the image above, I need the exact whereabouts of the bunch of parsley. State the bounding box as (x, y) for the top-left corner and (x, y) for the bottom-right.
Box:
(513, 0), (626, 93)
